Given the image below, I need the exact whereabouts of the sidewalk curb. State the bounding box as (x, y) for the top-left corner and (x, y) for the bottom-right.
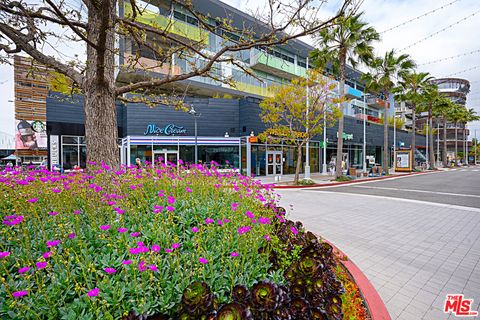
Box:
(269, 170), (442, 189)
(324, 239), (391, 320)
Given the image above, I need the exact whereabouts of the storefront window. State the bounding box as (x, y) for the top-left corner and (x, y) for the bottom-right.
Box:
(61, 135), (86, 169)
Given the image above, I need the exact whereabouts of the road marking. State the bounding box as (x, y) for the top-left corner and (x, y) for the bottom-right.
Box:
(473, 169), (479, 172)
(349, 185), (480, 199)
(302, 190), (480, 213)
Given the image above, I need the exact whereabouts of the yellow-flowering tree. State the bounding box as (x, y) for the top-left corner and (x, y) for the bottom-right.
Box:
(259, 70), (340, 184)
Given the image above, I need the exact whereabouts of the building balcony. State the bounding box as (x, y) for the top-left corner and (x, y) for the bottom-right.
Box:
(122, 54), (182, 76)
(367, 97), (387, 109)
(249, 49), (306, 79)
(123, 2), (208, 44)
(345, 86), (363, 99)
(354, 113), (382, 124)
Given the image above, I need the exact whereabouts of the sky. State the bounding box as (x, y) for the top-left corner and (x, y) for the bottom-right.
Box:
(1, 0), (479, 141)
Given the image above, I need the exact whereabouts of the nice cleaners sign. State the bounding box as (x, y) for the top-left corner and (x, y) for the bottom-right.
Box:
(144, 123), (187, 136)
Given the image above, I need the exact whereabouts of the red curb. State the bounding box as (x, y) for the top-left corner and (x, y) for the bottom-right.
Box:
(324, 239), (391, 320)
(268, 170), (438, 189)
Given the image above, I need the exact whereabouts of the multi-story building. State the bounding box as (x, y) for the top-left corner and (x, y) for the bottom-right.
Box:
(431, 77), (470, 161)
(17, 0), (426, 174)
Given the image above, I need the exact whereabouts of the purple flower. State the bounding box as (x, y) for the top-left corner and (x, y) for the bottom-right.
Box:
(68, 233), (76, 239)
(51, 188), (61, 193)
(149, 264), (158, 272)
(199, 257), (209, 264)
(46, 240), (60, 247)
(18, 267), (30, 274)
(130, 232), (140, 237)
(28, 198), (38, 203)
(129, 247), (141, 255)
(117, 228), (128, 233)
(0, 251), (10, 259)
(171, 243), (180, 250)
(205, 218), (214, 224)
(12, 290), (28, 298)
(186, 187), (192, 193)
(230, 252), (239, 257)
(48, 211), (59, 216)
(99, 225), (110, 231)
(42, 251), (53, 259)
(245, 211), (255, 219)
(87, 288), (99, 297)
(138, 261), (147, 272)
(217, 219), (224, 226)
(263, 235), (271, 241)
(167, 196), (175, 204)
(73, 210), (81, 215)
(3, 215), (23, 226)
(157, 191), (165, 197)
(36, 261), (47, 269)
(258, 217), (271, 225)
(191, 227), (199, 233)
(122, 260), (132, 265)
(237, 226), (251, 235)
(166, 206), (175, 212)
(151, 244), (160, 252)
(231, 203), (239, 211)
(290, 226), (298, 235)
(165, 249), (173, 253)
(104, 267), (117, 274)
(107, 201), (116, 206)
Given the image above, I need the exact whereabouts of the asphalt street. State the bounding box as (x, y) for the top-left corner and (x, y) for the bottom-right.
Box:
(277, 167), (480, 320)
(314, 168), (480, 208)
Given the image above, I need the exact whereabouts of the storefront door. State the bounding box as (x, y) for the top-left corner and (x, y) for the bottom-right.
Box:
(153, 150), (179, 165)
(266, 151), (283, 176)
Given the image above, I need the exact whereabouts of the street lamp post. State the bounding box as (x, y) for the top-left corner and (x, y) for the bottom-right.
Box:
(363, 92), (367, 174)
(322, 112), (327, 174)
(305, 57), (310, 179)
(189, 105), (201, 164)
(475, 129), (477, 165)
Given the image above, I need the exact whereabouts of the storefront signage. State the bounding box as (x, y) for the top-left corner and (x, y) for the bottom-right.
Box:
(50, 135), (59, 168)
(15, 119), (47, 150)
(337, 132), (353, 140)
(395, 149), (412, 172)
(144, 123), (187, 136)
(248, 136), (258, 143)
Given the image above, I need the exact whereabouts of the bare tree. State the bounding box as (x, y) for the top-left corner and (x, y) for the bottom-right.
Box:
(0, 0), (355, 167)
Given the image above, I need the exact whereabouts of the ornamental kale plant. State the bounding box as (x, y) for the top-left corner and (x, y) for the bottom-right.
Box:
(0, 162), (283, 319)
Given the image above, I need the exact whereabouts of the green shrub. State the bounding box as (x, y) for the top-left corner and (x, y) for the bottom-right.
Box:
(298, 178), (315, 186)
(335, 175), (352, 182)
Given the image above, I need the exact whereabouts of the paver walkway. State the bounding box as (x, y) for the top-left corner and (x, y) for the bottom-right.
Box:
(278, 182), (480, 319)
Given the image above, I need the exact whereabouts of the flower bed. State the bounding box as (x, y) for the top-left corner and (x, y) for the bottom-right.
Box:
(0, 162), (364, 319)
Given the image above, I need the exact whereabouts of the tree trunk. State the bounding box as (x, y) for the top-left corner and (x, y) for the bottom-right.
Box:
(335, 49), (347, 179)
(383, 101), (388, 173)
(455, 122), (458, 165)
(443, 117), (448, 167)
(411, 104), (416, 169)
(84, 0), (119, 168)
(294, 144), (302, 184)
(428, 107), (435, 169)
(463, 124), (466, 165)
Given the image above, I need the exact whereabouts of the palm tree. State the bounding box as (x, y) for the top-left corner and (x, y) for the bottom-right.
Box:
(418, 83), (440, 169)
(396, 72), (433, 168)
(432, 96), (451, 167)
(362, 50), (415, 173)
(311, 12), (379, 178)
(448, 104), (465, 165)
(460, 108), (480, 164)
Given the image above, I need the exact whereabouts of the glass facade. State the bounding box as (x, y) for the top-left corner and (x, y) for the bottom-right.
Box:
(61, 135), (87, 169)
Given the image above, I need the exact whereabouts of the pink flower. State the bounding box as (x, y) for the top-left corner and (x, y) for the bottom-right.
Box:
(199, 257), (209, 264)
(129, 247), (141, 255)
(138, 261), (147, 272)
(107, 201), (116, 206)
(171, 243), (180, 250)
(166, 206), (175, 212)
(68, 233), (76, 239)
(129, 185), (136, 190)
(290, 226), (298, 235)
(245, 211), (255, 219)
(104, 267), (117, 274)
(217, 219), (223, 226)
(48, 211), (59, 216)
(151, 244), (160, 252)
(165, 249), (173, 253)
(191, 227), (199, 233)
(12, 290), (28, 298)
(167, 196), (175, 204)
(157, 191), (165, 197)
(130, 232), (140, 237)
(263, 235), (271, 241)
(42, 251), (53, 259)
(18, 267), (30, 274)
(73, 210), (81, 215)
(258, 217), (271, 225)
(237, 226), (251, 235)
(3, 215), (23, 226)
(117, 228), (128, 233)
(231, 203), (239, 211)
(87, 288), (99, 297)
(28, 198), (38, 203)
(0, 251), (10, 259)
(51, 188), (61, 193)
(36, 261), (47, 269)
(205, 218), (214, 224)
(230, 252), (239, 257)
(122, 260), (132, 265)
(149, 264), (158, 272)
(186, 187), (192, 193)
(99, 225), (111, 231)
(46, 240), (60, 247)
